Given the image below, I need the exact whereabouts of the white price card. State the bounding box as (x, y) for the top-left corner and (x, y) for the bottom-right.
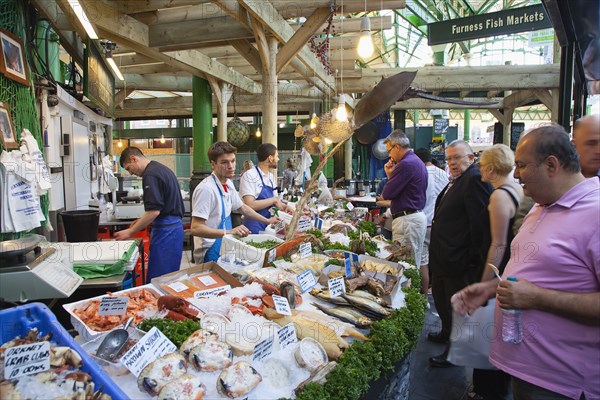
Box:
(277, 323), (297, 350)
(194, 285), (231, 298)
(297, 218), (312, 232)
(279, 212), (293, 225)
(197, 275), (218, 286)
(328, 276), (346, 298)
(98, 296), (129, 316)
(299, 242), (312, 258)
(296, 270), (317, 293)
(268, 248), (277, 262)
(121, 327), (178, 377)
(346, 202), (355, 211)
(252, 336), (274, 362)
(167, 281), (189, 293)
(4, 341), (50, 380)
(272, 294), (292, 316)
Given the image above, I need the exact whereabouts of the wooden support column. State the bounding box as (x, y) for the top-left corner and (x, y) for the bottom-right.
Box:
(489, 108), (514, 145)
(207, 77), (233, 142)
(345, 139), (352, 179)
(263, 37), (278, 145)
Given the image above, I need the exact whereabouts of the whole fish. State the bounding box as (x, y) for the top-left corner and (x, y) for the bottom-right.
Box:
(342, 293), (391, 317)
(311, 302), (373, 329)
(309, 288), (350, 306)
(350, 290), (389, 307)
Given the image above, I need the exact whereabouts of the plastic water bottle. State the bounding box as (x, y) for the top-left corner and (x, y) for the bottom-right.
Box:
(502, 276), (523, 344)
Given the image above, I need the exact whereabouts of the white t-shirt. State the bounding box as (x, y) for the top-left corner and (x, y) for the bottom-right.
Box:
(239, 166), (278, 200)
(192, 173), (244, 252)
(424, 165), (449, 225)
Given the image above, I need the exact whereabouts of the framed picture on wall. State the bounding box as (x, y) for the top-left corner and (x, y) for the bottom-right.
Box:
(0, 29), (30, 87)
(0, 102), (18, 149)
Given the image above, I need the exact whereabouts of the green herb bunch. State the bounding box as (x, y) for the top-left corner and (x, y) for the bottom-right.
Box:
(138, 318), (200, 348)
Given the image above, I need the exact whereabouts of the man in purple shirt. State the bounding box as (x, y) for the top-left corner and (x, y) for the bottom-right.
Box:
(381, 130), (428, 268)
(452, 125), (599, 399)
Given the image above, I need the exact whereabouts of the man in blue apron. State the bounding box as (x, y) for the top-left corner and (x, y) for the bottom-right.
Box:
(115, 147), (184, 281)
(239, 143), (291, 233)
(190, 142), (280, 263)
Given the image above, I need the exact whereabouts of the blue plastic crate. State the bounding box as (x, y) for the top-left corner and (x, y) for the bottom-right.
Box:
(0, 302), (127, 399)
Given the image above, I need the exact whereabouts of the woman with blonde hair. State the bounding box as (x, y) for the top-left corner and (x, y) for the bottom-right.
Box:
(469, 143), (524, 400)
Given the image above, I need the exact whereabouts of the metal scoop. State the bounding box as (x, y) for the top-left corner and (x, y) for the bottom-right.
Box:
(488, 264), (503, 281)
(96, 317), (133, 361)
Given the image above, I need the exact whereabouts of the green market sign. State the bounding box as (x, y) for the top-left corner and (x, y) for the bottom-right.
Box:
(428, 4), (552, 45)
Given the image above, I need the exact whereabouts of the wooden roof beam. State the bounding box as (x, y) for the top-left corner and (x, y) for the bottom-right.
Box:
(65, 0), (261, 94)
(237, 0), (336, 93)
(276, 7), (333, 75)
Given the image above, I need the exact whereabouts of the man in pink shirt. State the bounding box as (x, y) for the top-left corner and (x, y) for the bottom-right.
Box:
(452, 125), (599, 400)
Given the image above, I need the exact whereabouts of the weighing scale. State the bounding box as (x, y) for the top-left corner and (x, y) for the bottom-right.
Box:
(0, 236), (83, 302)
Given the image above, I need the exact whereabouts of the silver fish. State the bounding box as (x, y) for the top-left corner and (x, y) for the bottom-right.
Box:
(309, 288), (350, 306)
(350, 290), (389, 306)
(311, 303), (373, 328)
(342, 293), (391, 317)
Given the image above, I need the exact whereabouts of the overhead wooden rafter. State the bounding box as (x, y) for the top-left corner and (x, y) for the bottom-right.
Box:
(51, 0), (261, 94)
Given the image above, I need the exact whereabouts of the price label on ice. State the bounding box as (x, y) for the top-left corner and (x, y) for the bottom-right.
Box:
(272, 294), (292, 315)
(167, 281), (189, 293)
(197, 275), (218, 286)
(277, 323), (297, 350)
(299, 242), (312, 258)
(268, 248), (277, 262)
(346, 202), (354, 211)
(273, 221), (285, 232)
(297, 218), (312, 232)
(4, 341), (50, 380)
(328, 276), (346, 298)
(252, 336), (274, 362)
(121, 327), (177, 377)
(297, 270), (317, 293)
(98, 296), (129, 316)
(194, 285), (231, 298)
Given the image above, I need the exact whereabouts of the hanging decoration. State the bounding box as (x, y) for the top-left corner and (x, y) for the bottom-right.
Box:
(227, 94), (249, 147)
(315, 109), (354, 143)
(308, 1), (337, 75)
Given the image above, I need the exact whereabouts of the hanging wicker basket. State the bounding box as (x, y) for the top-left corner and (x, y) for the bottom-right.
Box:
(294, 124), (305, 137)
(315, 110), (355, 143)
(227, 116), (250, 147)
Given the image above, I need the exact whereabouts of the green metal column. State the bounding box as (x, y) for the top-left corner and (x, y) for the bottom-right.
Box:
(190, 77), (213, 195)
(35, 21), (62, 82)
(464, 109), (471, 142)
(394, 110), (406, 131)
(192, 76), (212, 171)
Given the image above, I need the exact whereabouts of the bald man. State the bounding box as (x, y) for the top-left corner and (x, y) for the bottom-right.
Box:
(573, 114), (600, 178)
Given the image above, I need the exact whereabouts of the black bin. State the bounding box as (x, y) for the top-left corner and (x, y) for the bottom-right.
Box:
(59, 210), (100, 242)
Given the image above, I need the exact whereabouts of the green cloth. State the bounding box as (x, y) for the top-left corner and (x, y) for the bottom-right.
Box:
(73, 240), (139, 279)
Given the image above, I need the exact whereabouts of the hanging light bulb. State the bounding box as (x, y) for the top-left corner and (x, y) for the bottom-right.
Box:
(357, 16), (374, 59)
(255, 126), (262, 138)
(324, 138), (332, 145)
(310, 113), (319, 129)
(160, 134), (166, 144)
(117, 139), (123, 148)
(336, 96), (348, 121)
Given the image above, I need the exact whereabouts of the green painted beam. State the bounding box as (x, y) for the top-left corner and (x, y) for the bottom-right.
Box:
(113, 127), (193, 139)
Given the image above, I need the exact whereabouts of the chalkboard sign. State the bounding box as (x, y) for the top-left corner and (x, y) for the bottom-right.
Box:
(433, 118), (449, 135)
(510, 123), (525, 151)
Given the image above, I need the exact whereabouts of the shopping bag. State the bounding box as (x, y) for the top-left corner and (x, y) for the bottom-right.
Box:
(447, 299), (498, 370)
